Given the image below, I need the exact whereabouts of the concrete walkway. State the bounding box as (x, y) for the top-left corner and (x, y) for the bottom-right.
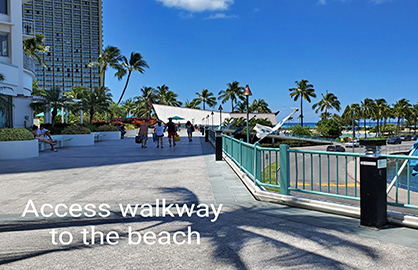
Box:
(1, 130), (418, 270)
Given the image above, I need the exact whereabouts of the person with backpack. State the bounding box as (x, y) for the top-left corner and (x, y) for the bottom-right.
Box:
(185, 120), (194, 142)
(166, 117), (177, 147)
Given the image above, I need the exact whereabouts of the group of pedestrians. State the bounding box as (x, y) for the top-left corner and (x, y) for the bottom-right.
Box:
(137, 118), (195, 149)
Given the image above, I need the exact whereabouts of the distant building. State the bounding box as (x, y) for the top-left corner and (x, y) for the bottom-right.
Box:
(0, 0), (36, 128)
(22, 0), (103, 92)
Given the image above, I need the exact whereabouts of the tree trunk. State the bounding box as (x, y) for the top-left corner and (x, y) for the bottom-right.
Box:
(117, 71), (132, 104)
(300, 99), (303, 126)
(231, 99), (234, 113)
(364, 118), (367, 138)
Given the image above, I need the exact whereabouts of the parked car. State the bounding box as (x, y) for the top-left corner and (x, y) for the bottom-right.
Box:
(405, 135), (414, 141)
(399, 135), (410, 141)
(412, 135), (418, 141)
(326, 145), (346, 152)
(387, 137), (402, 144)
(345, 140), (359, 148)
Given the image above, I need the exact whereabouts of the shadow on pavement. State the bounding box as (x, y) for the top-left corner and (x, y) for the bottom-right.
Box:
(0, 188), (380, 269)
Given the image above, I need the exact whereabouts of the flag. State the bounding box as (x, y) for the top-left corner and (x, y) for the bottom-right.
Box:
(232, 125), (246, 136)
(255, 108), (299, 143)
(253, 124), (273, 140)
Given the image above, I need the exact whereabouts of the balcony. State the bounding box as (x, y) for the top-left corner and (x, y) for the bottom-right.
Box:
(22, 20), (35, 38)
(23, 54), (36, 75)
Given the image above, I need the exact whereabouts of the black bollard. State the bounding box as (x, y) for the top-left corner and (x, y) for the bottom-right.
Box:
(205, 127), (209, 142)
(215, 130), (222, 161)
(359, 139), (387, 229)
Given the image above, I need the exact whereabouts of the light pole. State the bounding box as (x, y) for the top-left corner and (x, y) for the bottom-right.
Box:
(211, 111), (214, 128)
(218, 105), (223, 127)
(243, 85), (253, 143)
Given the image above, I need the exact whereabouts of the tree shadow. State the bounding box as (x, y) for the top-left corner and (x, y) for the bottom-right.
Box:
(0, 187), (382, 269)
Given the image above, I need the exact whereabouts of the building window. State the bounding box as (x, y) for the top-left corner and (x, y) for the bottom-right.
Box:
(0, 0), (7, 15)
(0, 33), (8, 57)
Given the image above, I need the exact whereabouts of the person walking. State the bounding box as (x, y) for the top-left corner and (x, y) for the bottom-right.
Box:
(154, 120), (165, 148)
(185, 120), (194, 142)
(138, 119), (151, 148)
(166, 117), (177, 147)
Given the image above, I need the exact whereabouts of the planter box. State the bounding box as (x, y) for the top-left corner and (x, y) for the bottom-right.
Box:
(60, 134), (94, 147)
(125, 129), (139, 137)
(0, 140), (39, 159)
(96, 131), (121, 140)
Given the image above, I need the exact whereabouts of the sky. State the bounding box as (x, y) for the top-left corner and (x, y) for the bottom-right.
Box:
(102, 0), (418, 122)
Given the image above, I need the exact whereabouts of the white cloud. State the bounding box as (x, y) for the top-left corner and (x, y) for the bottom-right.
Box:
(205, 12), (238, 19)
(316, 0), (327, 5)
(156, 0), (234, 12)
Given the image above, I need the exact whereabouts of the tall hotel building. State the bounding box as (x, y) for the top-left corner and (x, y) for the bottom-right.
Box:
(23, 0), (103, 92)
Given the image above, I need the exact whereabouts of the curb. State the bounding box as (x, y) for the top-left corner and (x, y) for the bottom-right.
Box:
(223, 153), (418, 229)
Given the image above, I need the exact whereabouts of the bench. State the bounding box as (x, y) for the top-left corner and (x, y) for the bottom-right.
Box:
(92, 133), (106, 142)
(38, 137), (73, 151)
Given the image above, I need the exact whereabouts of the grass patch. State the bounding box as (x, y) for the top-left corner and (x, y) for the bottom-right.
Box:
(261, 161), (279, 184)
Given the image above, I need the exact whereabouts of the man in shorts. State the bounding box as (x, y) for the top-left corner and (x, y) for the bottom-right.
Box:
(138, 119), (151, 148)
(166, 117), (177, 147)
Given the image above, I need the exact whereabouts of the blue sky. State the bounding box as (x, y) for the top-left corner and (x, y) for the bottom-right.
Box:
(102, 0), (417, 122)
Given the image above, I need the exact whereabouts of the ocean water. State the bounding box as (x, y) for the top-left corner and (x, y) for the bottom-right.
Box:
(282, 121), (398, 129)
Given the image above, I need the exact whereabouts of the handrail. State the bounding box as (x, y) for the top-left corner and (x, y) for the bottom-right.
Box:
(386, 148), (417, 193)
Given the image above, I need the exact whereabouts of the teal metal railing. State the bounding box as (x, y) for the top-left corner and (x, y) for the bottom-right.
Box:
(222, 134), (418, 211)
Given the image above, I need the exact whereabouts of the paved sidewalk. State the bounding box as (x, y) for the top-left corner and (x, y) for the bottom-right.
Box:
(1, 131), (418, 270)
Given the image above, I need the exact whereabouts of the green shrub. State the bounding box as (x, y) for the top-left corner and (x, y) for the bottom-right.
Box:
(124, 123), (136, 130)
(0, 128), (34, 141)
(61, 126), (91, 134)
(98, 125), (119, 132)
(290, 125), (312, 136)
(316, 119), (343, 137)
(83, 124), (98, 132)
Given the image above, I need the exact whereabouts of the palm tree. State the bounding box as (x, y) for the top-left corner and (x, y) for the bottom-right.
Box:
(218, 81), (244, 113)
(393, 98), (411, 135)
(249, 99), (271, 113)
(374, 98), (388, 136)
(88, 45), (121, 88)
(155, 85), (182, 107)
(23, 33), (49, 67)
(108, 101), (124, 120)
(408, 104), (418, 135)
(81, 86), (112, 123)
(193, 89), (217, 110)
(122, 98), (136, 117)
(289, 79), (316, 126)
(184, 99), (200, 109)
(115, 52), (149, 104)
(156, 84), (169, 103)
(360, 98), (376, 138)
(133, 87), (157, 118)
(30, 87), (71, 126)
(235, 100), (248, 113)
(311, 91), (341, 120)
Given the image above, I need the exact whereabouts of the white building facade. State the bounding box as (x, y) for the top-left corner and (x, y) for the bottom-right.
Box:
(0, 0), (35, 128)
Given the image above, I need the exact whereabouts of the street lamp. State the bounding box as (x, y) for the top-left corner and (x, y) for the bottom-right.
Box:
(218, 105), (223, 127)
(211, 111), (214, 128)
(243, 85), (253, 143)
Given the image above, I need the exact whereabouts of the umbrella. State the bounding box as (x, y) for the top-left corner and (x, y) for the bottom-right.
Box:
(36, 109), (66, 117)
(169, 116), (184, 120)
